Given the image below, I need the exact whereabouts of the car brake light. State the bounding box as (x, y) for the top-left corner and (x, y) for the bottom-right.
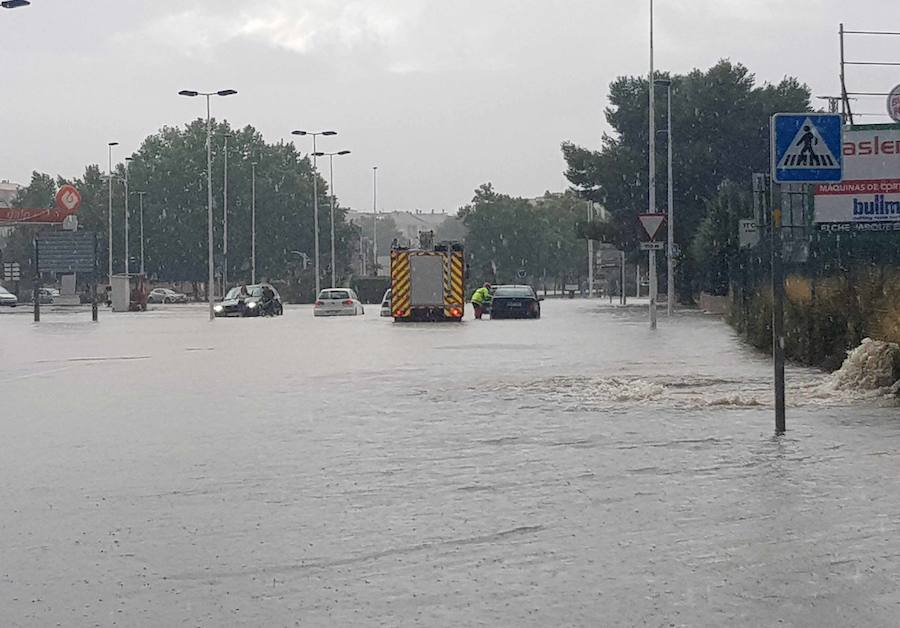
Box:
(343, 300), (354, 305)
(394, 309), (404, 317)
(450, 308), (462, 317)
(315, 300), (324, 306)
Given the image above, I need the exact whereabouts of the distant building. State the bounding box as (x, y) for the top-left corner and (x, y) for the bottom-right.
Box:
(345, 209), (454, 277)
(0, 180), (21, 239)
(0, 180), (20, 208)
(347, 208), (451, 243)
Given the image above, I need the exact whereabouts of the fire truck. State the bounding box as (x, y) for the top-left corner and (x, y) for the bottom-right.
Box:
(390, 231), (465, 322)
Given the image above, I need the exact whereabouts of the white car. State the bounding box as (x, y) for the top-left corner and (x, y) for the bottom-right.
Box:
(148, 287), (189, 304)
(314, 288), (365, 316)
(380, 288), (392, 317)
(0, 285), (17, 307)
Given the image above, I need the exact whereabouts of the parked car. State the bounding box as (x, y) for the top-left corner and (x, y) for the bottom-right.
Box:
(380, 288), (392, 317)
(148, 287), (189, 304)
(314, 288), (365, 317)
(214, 284), (283, 317)
(33, 287), (59, 304)
(489, 285), (542, 319)
(0, 285), (17, 307)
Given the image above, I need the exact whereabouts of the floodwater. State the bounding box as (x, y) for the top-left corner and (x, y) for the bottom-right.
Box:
(1, 300), (899, 627)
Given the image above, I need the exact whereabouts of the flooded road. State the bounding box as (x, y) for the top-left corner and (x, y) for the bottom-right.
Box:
(2, 301), (899, 627)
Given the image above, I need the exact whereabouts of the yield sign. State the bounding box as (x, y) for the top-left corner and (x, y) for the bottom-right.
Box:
(639, 213), (666, 241)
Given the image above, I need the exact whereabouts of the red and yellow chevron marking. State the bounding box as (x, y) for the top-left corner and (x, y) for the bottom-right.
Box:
(444, 251), (465, 318)
(391, 250), (411, 318)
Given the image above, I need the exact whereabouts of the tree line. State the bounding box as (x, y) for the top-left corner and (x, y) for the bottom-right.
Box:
(458, 60), (813, 299)
(3, 120), (360, 292)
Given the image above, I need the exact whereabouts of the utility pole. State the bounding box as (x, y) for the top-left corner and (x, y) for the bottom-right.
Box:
(665, 81), (674, 316)
(647, 0), (657, 330)
(124, 156), (132, 277)
(107, 141), (118, 281)
(372, 166), (378, 276)
(223, 133), (231, 291)
(251, 160), (257, 284)
(587, 200), (594, 298)
(136, 191), (146, 275)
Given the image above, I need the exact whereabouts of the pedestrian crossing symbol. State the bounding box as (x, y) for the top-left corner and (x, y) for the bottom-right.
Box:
(771, 113), (843, 183)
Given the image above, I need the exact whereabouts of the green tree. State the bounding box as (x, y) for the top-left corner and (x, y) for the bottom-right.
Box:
(562, 60), (810, 299)
(459, 184), (586, 286)
(690, 181), (750, 295)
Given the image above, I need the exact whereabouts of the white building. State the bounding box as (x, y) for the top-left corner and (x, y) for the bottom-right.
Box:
(0, 180), (21, 239)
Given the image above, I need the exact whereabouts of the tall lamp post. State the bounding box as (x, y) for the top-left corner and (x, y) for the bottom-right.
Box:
(655, 78), (675, 316)
(251, 160), (257, 284)
(313, 150), (351, 287)
(291, 129), (337, 296)
(648, 0), (657, 330)
(372, 166), (378, 276)
(124, 156), (133, 276)
(178, 88), (238, 321)
(222, 133), (233, 291)
(107, 141), (118, 281)
(135, 191), (147, 275)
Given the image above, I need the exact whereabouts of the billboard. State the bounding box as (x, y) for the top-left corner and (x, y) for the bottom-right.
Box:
(815, 126), (900, 231)
(36, 231), (97, 274)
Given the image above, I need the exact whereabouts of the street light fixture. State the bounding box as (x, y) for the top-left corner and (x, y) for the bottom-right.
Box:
(1, 1), (31, 8)
(251, 160), (257, 284)
(135, 191), (147, 275)
(222, 133), (234, 291)
(372, 166), (378, 277)
(107, 142), (119, 281)
(313, 150), (351, 287)
(124, 156), (133, 276)
(655, 78), (675, 317)
(647, 0), (657, 330)
(179, 88), (238, 320)
(291, 129), (337, 296)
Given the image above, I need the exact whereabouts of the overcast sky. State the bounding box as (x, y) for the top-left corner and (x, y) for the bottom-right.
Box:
(1, 1), (896, 212)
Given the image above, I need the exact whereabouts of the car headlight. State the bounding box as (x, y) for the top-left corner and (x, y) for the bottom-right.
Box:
(247, 301), (257, 308)
(214, 305), (223, 312)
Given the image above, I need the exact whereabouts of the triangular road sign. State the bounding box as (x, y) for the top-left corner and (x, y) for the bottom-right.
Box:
(639, 213), (666, 240)
(776, 117), (840, 169)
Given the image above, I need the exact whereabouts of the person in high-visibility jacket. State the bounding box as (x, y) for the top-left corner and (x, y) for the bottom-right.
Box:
(471, 283), (493, 319)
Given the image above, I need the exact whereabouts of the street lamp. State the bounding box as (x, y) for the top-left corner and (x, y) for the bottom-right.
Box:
(647, 0), (657, 330)
(124, 156), (133, 276)
(313, 150), (351, 287)
(135, 191), (147, 275)
(222, 132), (233, 290)
(1, 1), (31, 8)
(372, 166), (378, 277)
(107, 141), (118, 281)
(251, 160), (257, 284)
(291, 129), (337, 296)
(655, 78), (674, 316)
(178, 88), (238, 320)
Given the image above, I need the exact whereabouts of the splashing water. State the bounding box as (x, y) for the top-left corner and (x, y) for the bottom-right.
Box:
(830, 338), (900, 392)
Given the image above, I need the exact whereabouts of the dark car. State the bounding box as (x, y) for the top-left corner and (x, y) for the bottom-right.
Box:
(490, 285), (541, 319)
(214, 284), (284, 317)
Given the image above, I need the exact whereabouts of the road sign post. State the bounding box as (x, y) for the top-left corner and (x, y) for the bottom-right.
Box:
(770, 113), (843, 434)
(32, 239), (40, 322)
(639, 213), (666, 329)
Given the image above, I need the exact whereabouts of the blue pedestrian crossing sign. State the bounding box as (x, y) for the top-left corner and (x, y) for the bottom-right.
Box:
(771, 113), (843, 183)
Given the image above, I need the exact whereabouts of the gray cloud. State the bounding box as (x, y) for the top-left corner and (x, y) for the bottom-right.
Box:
(1, 0), (895, 212)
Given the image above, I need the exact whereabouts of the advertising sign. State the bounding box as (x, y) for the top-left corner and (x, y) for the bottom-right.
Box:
(889, 84), (900, 123)
(815, 126), (900, 230)
(36, 231), (96, 274)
